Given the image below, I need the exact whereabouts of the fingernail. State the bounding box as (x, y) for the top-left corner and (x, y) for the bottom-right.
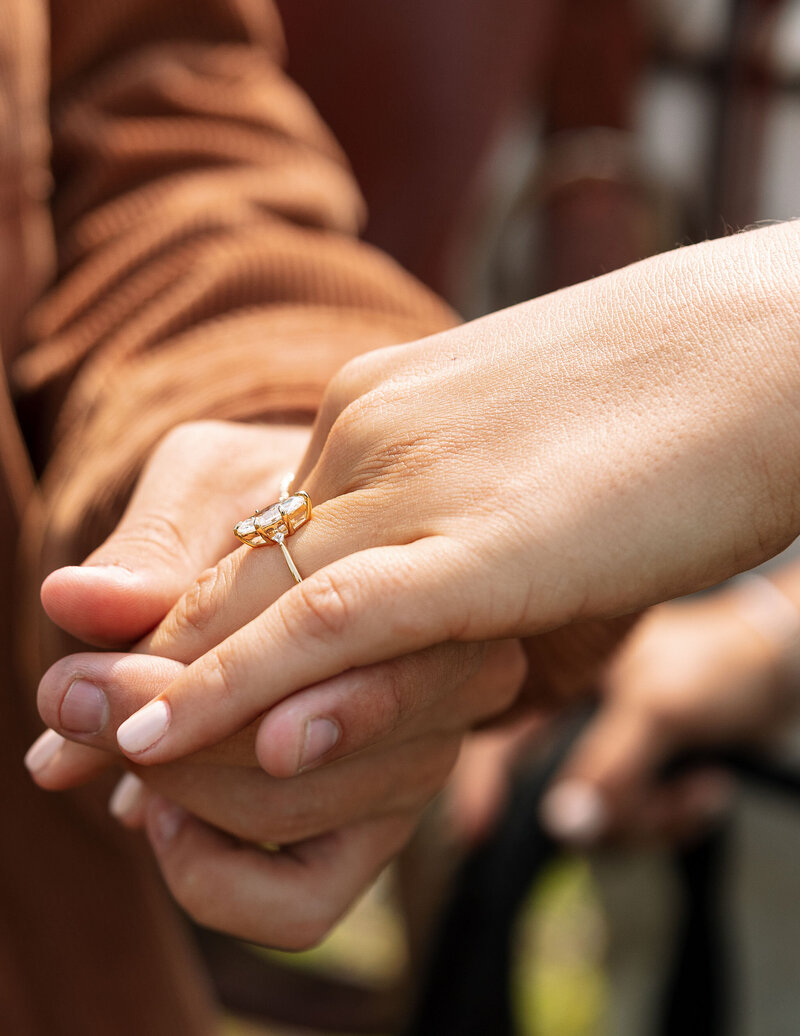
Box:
(60, 679), (108, 734)
(540, 780), (607, 845)
(24, 729), (66, 774)
(109, 773), (145, 820)
(299, 717), (341, 771)
(148, 799), (187, 851)
(117, 700), (170, 754)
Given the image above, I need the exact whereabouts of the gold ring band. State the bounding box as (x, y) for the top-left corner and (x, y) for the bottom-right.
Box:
(233, 486), (312, 584)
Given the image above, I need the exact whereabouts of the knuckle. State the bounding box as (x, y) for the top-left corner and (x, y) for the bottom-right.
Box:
(323, 396), (373, 463)
(278, 910), (334, 952)
(260, 804), (322, 847)
(495, 675), (521, 713)
(175, 565), (226, 636)
(378, 661), (409, 730)
(166, 859), (212, 926)
(201, 647), (242, 707)
(438, 642), (487, 692)
(120, 510), (194, 569)
(476, 641), (526, 717)
(148, 423), (207, 476)
(148, 421), (249, 489)
(497, 655), (527, 712)
(327, 353), (374, 409)
(316, 360), (368, 441)
(292, 569), (355, 641)
(152, 420), (220, 460)
(362, 430), (439, 483)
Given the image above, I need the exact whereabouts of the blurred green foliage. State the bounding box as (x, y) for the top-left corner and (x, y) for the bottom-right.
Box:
(223, 859), (606, 1036)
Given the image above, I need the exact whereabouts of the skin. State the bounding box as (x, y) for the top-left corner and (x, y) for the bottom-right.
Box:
(31, 422), (528, 948)
(445, 567), (800, 851)
(541, 573), (800, 846)
(55, 221), (800, 766)
(30, 220), (800, 945)
(443, 566), (800, 851)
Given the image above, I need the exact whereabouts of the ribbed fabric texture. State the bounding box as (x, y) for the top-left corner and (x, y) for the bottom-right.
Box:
(0, 2), (455, 1033)
(18, 0), (453, 580)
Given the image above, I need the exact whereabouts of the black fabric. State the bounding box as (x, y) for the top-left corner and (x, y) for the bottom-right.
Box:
(659, 827), (730, 1036)
(407, 710), (800, 1036)
(404, 719), (578, 1036)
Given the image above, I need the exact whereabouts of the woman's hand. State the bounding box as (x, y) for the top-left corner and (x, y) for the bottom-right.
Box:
(91, 222), (800, 768)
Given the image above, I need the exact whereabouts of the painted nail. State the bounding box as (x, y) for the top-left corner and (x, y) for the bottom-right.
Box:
(117, 700), (170, 754)
(148, 799), (187, 851)
(24, 729), (66, 774)
(109, 773), (145, 820)
(60, 679), (108, 734)
(540, 780), (607, 845)
(299, 717), (341, 771)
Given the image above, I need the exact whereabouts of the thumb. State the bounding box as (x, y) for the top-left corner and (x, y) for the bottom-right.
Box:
(42, 422), (308, 646)
(540, 705), (670, 846)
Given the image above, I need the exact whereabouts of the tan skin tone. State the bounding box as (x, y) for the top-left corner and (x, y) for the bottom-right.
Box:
(29, 221), (800, 946)
(445, 570), (800, 851)
(540, 570), (800, 846)
(30, 422), (528, 948)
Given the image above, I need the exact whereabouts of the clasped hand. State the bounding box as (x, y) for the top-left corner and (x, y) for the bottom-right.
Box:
(27, 226), (800, 946)
(28, 417), (531, 948)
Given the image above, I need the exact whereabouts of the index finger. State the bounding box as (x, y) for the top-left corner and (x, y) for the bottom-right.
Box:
(116, 537), (476, 762)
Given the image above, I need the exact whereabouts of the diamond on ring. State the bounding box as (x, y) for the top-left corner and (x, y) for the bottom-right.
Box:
(233, 490), (312, 583)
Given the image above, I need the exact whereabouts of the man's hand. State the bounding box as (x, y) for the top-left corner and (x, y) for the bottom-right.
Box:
(541, 581), (800, 846)
(29, 638), (524, 947)
(41, 420), (311, 647)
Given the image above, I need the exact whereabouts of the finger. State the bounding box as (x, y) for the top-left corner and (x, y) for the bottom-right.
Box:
(109, 772), (151, 828)
(116, 538), (479, 764)
(139, 468), (445, 666)
(444, 714), (546, 848)
(128, 733), (460, 844)
(254, 640), (508, 778)
(623, 770), (734, 846)
(144, 797), (415, 950)
(540, 704), (671, 846)
(37, 649), (460, 842)
(37, 651), (259, 766)
(41, 422), (308, 646)
(139, 493), (374, 663)
(24, 729), (114, 789)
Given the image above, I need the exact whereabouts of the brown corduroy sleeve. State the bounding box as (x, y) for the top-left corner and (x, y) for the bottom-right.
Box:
(15, 0), (455, 577)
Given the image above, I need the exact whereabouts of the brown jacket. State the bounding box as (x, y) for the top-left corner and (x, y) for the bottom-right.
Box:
(0, 2), (454, 1032)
